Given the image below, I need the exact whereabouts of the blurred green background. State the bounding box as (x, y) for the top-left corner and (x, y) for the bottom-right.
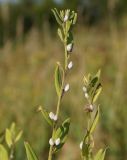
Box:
(0, 0), (127, 159)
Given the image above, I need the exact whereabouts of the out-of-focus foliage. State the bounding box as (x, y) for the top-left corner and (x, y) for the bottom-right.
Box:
(0, 0), (127, 46)
(0, 123), (22, 160)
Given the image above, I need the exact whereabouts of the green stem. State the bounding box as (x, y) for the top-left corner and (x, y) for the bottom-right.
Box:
(48, 145), (54, 160)
(64, 43), (68, 71)
(9, 145), (14, 160)
(48, 48), (66, 160)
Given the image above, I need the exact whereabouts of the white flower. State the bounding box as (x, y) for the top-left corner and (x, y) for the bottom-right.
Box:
(53, 115), (58, 121)
(68, 61), (73, 69)
(49, 138), (54, 146)
(80, 141), (83, 150)
(49, 112), (55, 120)
(55, 138), (60, 146)
(67, 43), (73, 52)
(64, 84), (70, 92)
(64, 14), (68, 22)
(82, 86), (87, 92)
(85, 93), (89, 99)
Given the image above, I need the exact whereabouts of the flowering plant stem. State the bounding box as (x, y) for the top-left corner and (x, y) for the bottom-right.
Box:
(48, 42), (66, 160)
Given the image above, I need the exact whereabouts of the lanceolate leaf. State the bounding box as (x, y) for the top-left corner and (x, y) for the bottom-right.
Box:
(72, 13), (77, 25)
(10, 122), (16, 135)
(82, 132), (90, 157)
(55, 63), (63, 97)
(15, 130), (23, 143)
(96, 69), (101, 80)
(89, 107), (99, 134)
(57, 28), (64, 42)
(51, 9), (62, 25)
(24, 142), (39, 160)
(94, 148), (107, 160)
(0, 144), (8, 160)
(5, 129), (12, 148)
(38, 106), (53, 126)
(54, 118), (70, 152)
(92, 83), (102, 103)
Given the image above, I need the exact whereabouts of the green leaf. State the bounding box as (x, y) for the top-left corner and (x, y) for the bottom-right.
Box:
(10, 122), (16, 136)
(0, 144), (8, 160)
(51, 8), (62, 25)
(81, 132), (90, 157)
(38, 106), (53, 126)
(57, 28), (63, 42)
(54, 118), (70, 152)
(94, 148), (107, 160)
(0, 131), (4, 143)
(96, 69), (101, 80)
(66, 21), (71, 33)
(72, 13), (77, 24)
(15, 130), (23, 143)
(92, 83), (102, 103)
(89, 107), (99, 134)
(55, 63), (63, 97)
(60, 10), (64, 19)
(24, 142), (39, 160)
(5, 129), (12, 148)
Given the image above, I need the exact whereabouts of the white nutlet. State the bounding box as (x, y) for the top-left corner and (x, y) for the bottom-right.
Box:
(53, 115), (58, 121)
(85, 93), (89, 99)
(64, 84), (70, 92)
(49, 112), (55, 120)
(64, 14), (68, 22)
(80, 141), (83, 150)
(55, 138), (60, 146)
(68, 61), (73, 69)
(49, 138), (54, 146)
(89, 104), (94, 110)
(82, 86), (87, 93)
(49, 112), (58, 121)
(67, 43), (73, 52)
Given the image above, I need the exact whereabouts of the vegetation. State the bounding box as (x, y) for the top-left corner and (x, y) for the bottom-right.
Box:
(0, 2), (127, 160)
(24, 8), (106, 160)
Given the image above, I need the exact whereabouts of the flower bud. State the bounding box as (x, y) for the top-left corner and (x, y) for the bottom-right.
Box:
(49, 138), (54, 146)
(64, 84), (70, 92)
(67, 43), (73, 52)
(55, 138), (60, 146)
(68, 61), (73, 69)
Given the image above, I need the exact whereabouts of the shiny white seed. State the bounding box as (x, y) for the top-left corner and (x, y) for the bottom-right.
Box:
(53, 115), (58, 121)
(68, 61), (73, 69)
(49, 112), (55, 120)
(67, 43), (73, 52)
(49, 138), (54, 146)
(80, 141), (83, 150)
(55, 138), (60, 146)
(89, 104), (93, 110)
(82, 86), (87, 92)
(64, 84), (70, 92)
(85, 93), (89, 99)
(64, 14), (68, 22)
